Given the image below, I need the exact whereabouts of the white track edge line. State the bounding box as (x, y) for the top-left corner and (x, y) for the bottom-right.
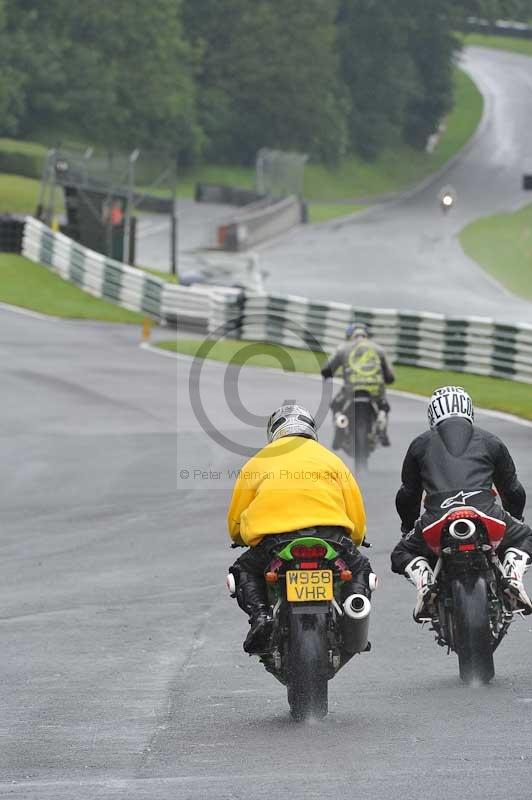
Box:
(153, 346), (532, 429)
(0, 301), (60, 321)
(140, 341), (183, 359)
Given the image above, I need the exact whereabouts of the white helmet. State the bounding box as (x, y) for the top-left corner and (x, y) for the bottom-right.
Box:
(266, 403), (318, 443)
(428, 386), (473, 429)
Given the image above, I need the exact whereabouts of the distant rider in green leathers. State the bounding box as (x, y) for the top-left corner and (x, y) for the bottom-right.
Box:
(321, 323), (395, 448)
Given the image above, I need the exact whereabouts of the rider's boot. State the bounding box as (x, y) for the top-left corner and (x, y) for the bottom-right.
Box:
(239, 572), (273, 654)
(404, 556), (435, 621)
(376, 410), (391, 447)
(501, 548), (532, 613)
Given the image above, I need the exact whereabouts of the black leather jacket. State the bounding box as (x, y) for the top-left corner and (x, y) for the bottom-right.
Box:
(396, 418), (526, 531)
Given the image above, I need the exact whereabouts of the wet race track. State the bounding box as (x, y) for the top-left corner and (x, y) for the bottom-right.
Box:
(1, 311), (532, 799)
(1, 46), (532, 799)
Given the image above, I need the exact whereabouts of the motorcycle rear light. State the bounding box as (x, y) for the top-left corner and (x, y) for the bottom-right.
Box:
(458, 544), (476, 552)
(340, 569), (353, 581)
(447, 509), (480, 522)
(300, 561), (318, 569)
(291, 545), (327, 559)
(265, 571), (279, 583)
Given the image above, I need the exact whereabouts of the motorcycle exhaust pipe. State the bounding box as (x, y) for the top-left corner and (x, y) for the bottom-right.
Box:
(341, 594), (371, 654)
(335, 412), (349, 429)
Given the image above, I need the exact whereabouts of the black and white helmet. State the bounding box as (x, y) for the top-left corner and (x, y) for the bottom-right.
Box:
(266, 403), (318, 443)
(428, 386), (474, 429)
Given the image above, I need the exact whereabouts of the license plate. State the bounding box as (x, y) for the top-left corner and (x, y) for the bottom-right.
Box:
(286, 570), (333, 602)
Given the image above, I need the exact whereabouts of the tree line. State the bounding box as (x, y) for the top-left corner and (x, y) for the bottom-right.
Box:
(0, 0), (530, 167)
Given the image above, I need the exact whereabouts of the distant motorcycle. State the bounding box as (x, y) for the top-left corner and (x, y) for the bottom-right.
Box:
(417, 504), (523, 684)
(439, 185), (456, 214)
(229, 533), (377, 720)
(333, 390), (385, 471)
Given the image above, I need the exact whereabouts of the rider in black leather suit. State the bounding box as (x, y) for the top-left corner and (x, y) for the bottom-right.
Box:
(391, 386), (532, 612)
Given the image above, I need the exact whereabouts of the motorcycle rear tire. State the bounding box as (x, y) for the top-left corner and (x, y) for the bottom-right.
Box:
(286, 612), (329, 721)
(353, 403), (371, 472)
(451, 576), (494, 685)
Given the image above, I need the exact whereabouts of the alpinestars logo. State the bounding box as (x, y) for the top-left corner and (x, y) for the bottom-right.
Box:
(440, 490), (482, 509)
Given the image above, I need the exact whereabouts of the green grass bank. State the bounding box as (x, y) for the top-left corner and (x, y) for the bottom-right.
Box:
(0, 254), (143, 322)
(164, 337), (532, 421)
(459, 204), (532, 300)
(464, 32), (532, 57)
(0, 173), (63, 215)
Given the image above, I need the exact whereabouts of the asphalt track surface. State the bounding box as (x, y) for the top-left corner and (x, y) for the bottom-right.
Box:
(2, 306), (532, 799)
(258, 47), (532, 323)
(136, 200), (233, 272)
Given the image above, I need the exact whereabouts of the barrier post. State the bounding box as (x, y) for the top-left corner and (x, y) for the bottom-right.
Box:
(141, 317), (152, 342)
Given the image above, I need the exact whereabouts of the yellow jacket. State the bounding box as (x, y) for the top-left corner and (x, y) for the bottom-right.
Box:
(227, 436), (366, 547)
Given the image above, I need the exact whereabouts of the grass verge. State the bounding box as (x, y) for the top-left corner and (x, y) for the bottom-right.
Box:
(0, 254), (144, 322)
(459, 204), (532, 300)
(307, 203), (367, 224)
(165, 337), (532, 420)
(0, 173), (41, 215)
(464, 32), (532, 57)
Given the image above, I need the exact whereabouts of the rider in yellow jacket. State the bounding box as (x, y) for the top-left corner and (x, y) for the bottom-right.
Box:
(227, 402), (372, 654)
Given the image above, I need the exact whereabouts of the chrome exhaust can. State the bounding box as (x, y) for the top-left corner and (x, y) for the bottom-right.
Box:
(341, 594), (371, 654)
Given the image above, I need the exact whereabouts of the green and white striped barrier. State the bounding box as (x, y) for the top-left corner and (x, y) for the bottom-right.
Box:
(22, 217), (237, 327)
(20, 218), (532, 384)
(208, 292), (532, 384)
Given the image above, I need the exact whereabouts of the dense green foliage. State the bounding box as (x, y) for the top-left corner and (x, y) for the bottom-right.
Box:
(0, 0), (526, 167)
(2, 0), (198, 160)
(183, 0), (349, 164)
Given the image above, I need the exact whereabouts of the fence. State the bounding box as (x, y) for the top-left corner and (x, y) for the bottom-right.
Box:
(207, 291), (532, 384)
(465, 17), (532, 39)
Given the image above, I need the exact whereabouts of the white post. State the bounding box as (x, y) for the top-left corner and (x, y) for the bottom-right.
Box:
(124, 148), (140, 264)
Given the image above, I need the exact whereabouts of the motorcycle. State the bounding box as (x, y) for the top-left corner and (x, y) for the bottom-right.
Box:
(439, 185), (456, 214)
(229, 534), (377, 721)
(333, 390), (385, 471)
(417, 504), (522, 684)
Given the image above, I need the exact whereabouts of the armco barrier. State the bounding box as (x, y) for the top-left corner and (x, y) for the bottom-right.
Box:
(21, 217), (238, 329)
(19, 218), (532, 384)
(208, 291), (532, 384)
(465, 17), (532, 39)
(218, 195), (305, 251)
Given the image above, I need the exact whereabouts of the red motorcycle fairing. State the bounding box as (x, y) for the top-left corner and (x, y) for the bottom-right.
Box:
(421, 506), (507, 555)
